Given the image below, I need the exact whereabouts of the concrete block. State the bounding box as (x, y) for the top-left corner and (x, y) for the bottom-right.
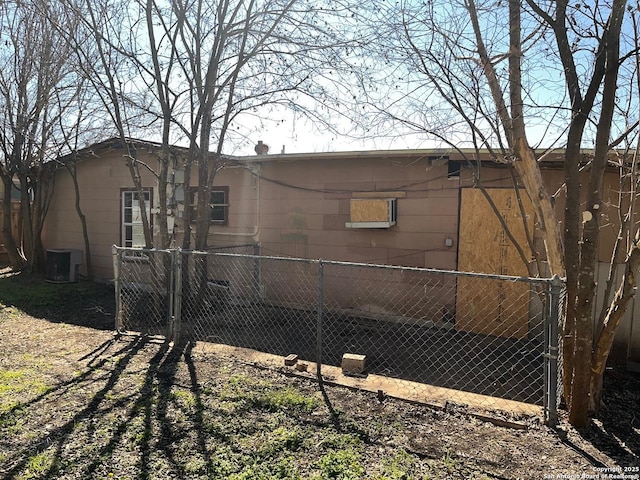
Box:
(295, 362), (308, 372)
(284, 354), (299, 366)
(342, 353), (367, 374)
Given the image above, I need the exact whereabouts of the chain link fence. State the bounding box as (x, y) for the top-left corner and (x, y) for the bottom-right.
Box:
(113, 248), (174, 338)
(113, 245), (563, 424)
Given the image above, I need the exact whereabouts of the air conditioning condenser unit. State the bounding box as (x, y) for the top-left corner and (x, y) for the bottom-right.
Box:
(45, 249), (83, 283)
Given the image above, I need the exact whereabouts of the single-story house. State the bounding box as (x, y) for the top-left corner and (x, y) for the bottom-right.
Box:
(41, 138), (640, 365)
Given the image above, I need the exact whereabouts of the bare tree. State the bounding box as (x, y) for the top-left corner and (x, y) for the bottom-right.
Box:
(588, 7), (640, 414)
(51, 83), (108, 282)
(354, 0), (639, 427)
(0, 0), (81, 271)
(82, 1), (156, 249)
(59, 0), (357, 254)
(135, 0), (357, 250)
(50, 0), (359, 315)
(120, 0), (360, 310)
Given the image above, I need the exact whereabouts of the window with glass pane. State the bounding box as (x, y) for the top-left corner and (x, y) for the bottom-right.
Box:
(210, 190), (227, 223)
(121, 190), (151, 247)
(190, 187), (228, 224)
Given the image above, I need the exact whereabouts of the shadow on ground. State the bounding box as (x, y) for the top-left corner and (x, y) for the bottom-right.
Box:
(581, 368), (640, 464)
(0, 270), (638, 474)
(0, 334), (398, 479)
(1, 337), (207, 479)
(0, 269), (114, 330)
(0, 337), (195, 478)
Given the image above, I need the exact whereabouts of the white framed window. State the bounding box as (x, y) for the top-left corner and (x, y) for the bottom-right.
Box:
(121, 189), (151, 247)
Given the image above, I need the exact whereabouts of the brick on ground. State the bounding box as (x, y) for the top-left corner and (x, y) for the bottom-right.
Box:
(342, 353), (366, 374)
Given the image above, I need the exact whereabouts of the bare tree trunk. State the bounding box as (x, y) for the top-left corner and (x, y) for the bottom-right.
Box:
(195, 148), (211, 251)
(468, 0), (565, 280)
(81, 2), (154, 249)
(123, 145), (154, 249)
(17, 172), (36, 272)
(181, 147), (195, 250)
(145, 0), (177, 250)
(157, 151), (170, 249)
(590, 12), (640, 410)
(562, 145), (582, 408)
(568, 0), (625, 426)
(30, 166), (55, 273)
(511, 141), (565, 276)
(590, 237), (640, 410)
(507, 0), (564, 278)
(66, 157), (93, 281)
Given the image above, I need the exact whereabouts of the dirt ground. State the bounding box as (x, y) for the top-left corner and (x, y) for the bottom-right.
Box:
(0, 274), (639, 479)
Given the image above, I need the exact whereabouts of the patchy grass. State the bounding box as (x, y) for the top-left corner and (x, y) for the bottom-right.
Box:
(0, 272), (638, 479)
(0, 363), (55, 448)
(23, 451), (58, 480)
(0, 276), (61, 309)
(0, 369), (51, 393)
(0, 269), (114, 329)
(315, 450), (364, 479)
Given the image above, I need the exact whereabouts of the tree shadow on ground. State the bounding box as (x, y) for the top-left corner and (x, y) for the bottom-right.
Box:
(0, 334), (216, 480)
(0, 270), (115, 330)
(578, 369), (640, 466)
(2, 270), (639, 474)
(2, 335), (146, 478)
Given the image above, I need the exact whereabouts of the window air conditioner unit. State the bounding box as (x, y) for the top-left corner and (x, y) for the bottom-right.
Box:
(45, 249), (83, 283)
(345, 198), (397, 229)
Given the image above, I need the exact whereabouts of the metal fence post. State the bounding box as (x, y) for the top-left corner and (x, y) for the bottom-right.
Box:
(547, 274), (563, 426)
(316, 260), (324, 380)
(543, 281), (550, 420)
(253, 242), (261, 301)
(112, 245), (122, 332)
(167, 249), (176, 342)
(173, 248), (183, 345)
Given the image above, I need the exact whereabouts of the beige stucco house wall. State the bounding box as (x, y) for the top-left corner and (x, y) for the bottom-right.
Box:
(42, 141), (637, 278)
(246, 151), (459, 269)
(43, 141), (158, 280)
(42, 139), (259, 280)
(41, 140), (639, 364)
(43, 144), (470, 280)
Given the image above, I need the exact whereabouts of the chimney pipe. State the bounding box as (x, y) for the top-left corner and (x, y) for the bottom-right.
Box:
(255, 140), (269, 155)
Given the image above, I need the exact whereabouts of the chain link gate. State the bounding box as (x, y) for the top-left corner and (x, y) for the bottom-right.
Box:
(112, 247), (177, 339)
(113, 245), (564, 424)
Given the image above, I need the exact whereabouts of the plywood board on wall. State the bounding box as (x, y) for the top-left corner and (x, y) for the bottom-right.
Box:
(456, 188), (534, 339)
(350, 198), (390, 222)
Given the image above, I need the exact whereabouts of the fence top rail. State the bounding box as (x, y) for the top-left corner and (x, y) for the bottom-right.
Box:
(321, 259), (565, 285)
(184, 249), (320, 266)
(204, 243), (257, 251)
(112, 245), (175, 255)
(112, 245), (565, 286)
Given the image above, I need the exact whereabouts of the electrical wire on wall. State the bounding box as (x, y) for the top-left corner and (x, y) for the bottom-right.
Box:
(223, 157), (515, 196)
(259, 244), (449, 264)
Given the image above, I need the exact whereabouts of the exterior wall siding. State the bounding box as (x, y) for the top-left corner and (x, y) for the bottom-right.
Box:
(256, 155), (459, 268)
(43, 149), (258, 280)
(42, 150), (159, 280)
(40, 144), (640, 365)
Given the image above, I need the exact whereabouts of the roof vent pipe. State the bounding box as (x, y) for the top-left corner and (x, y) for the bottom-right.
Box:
(255, 140), (269, 155)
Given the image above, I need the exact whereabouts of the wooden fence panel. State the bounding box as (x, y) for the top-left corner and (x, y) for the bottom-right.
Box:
(0, 202), (21, 263)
